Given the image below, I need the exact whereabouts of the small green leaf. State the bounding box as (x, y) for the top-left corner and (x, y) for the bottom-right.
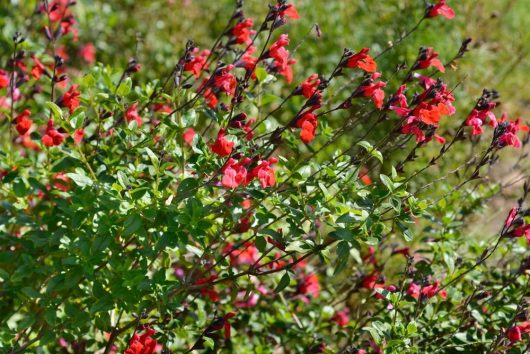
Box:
(46, 101), (64, 120)
(66, 173), (93, 187)
(255, 67), (268, 82)
(379, 174), (394, 191)
(123, 213), (143, 236)
(274, 272), (290, 293)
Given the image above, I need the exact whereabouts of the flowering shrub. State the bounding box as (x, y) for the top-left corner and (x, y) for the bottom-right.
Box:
(1, 1), (530, 353)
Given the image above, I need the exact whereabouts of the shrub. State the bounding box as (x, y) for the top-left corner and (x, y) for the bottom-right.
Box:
(1, 1), (529, 353)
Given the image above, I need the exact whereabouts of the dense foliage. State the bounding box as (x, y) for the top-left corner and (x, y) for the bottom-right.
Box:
(1, 1), (530, 353)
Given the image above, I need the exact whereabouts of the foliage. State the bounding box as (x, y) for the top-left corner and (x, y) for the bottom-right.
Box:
(1, 1), (530, 353)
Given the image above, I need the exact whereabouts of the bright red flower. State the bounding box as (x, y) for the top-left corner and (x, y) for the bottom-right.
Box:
(267, 34), (295, 83)
(231, 18), (256, 45)
(505, 207), (518, 228)
(124, 327), (158, 354)
(52, 172), (71, 192)
(428, 0), (455, 20)
(278, 3), (300, 20)
(332, 308), (350, 327)
(361, 272), (385, 289)
(213, 64), (237, 96)
(407, 282), (421, 299)
(184, 48), (210, 79)
(221, 158), (249, 188)
(125, 102), (143, 126)
(250, 158), (277, 188)
(0, 69), (9, 88)
(414, 47), (445, 73)
(31, 56), (47, 80)
(224, 242), (259, 265)
(235, 46), (258, 79)
(299, 274), (320, 298)
(345, 48), (377, 73)
(296, 111), (318, 143)
(202, 87), (218, 108)
(361, 73), (386, 110)
(210, 128), (234, 157)
(61, 84), (81, 113)
(299, 74), (321, 99)
(497, 116), (529, 149)
(182, 127), (196, 145)
(359, 167), (372, 186)
(506, 326), (522, 343)
(15, 109), (32, 135)
(73, 128), (84, 144)
(79, 43), (96, 64)
(42, 120), (65, 147)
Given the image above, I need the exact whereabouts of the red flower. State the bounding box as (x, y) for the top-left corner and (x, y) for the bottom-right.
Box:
(345, 48), (377, 73)
(299, 74), (321, 99)
(267, 34), (295, 83)
(42, 120), (65, 147)
(182, 127), (196, 145)
(359, 167), (372, 186)
(332, 308), (350, 327)
(184, 48), (210, 79)
(61, 84), (81, 113)
(299, 274), (320, 298)
(195, 275), (220, 302)
(0, 69), (9, 88)
(79, 43), (96, 64)
(221, 158), (249, 188)
(362, 272), (385, 290)
(277, 3), (300, 20)
(235, 46), (258, 79)
(250, 158), (277, 188)
(210, 128), (234, 157)
(52, 172), (71, 192)
(73, 128), (84, 144)
(497, 115), (529, 149)
(224, 242), (259, 265)
(422, 280), (446, 299)
(15, 109), (32, 136)
(505, 207), (518, 228)
(231, 18), (256, 45)
(428, 0), (455, 20)
(213, 64), (237, 96)
(506, 326), (522, 343)
(414, 47), (445, 73)
(202, 87), (218, 108)
(296, 111), (318, 143)
(124, 327), (158, 354)
(125, 102), (143, 126)
(407, 282), (421, 299)
(31, 56), (47, 80)
(361, 73), (386, 110)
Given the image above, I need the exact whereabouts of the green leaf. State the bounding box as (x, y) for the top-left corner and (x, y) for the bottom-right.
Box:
(357, 140), (383, 163)
(46, 101), (64, 121)
(255, 67), (268, 82)
(66, 173), (93, 187)
(116, 77), (132, 96)
(145, 147), (159, 171)
(379, 174), (394, 191)
(123, 213), (143, 236)
(274, 272), (290, 293)
(396, 220), (414, 242)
